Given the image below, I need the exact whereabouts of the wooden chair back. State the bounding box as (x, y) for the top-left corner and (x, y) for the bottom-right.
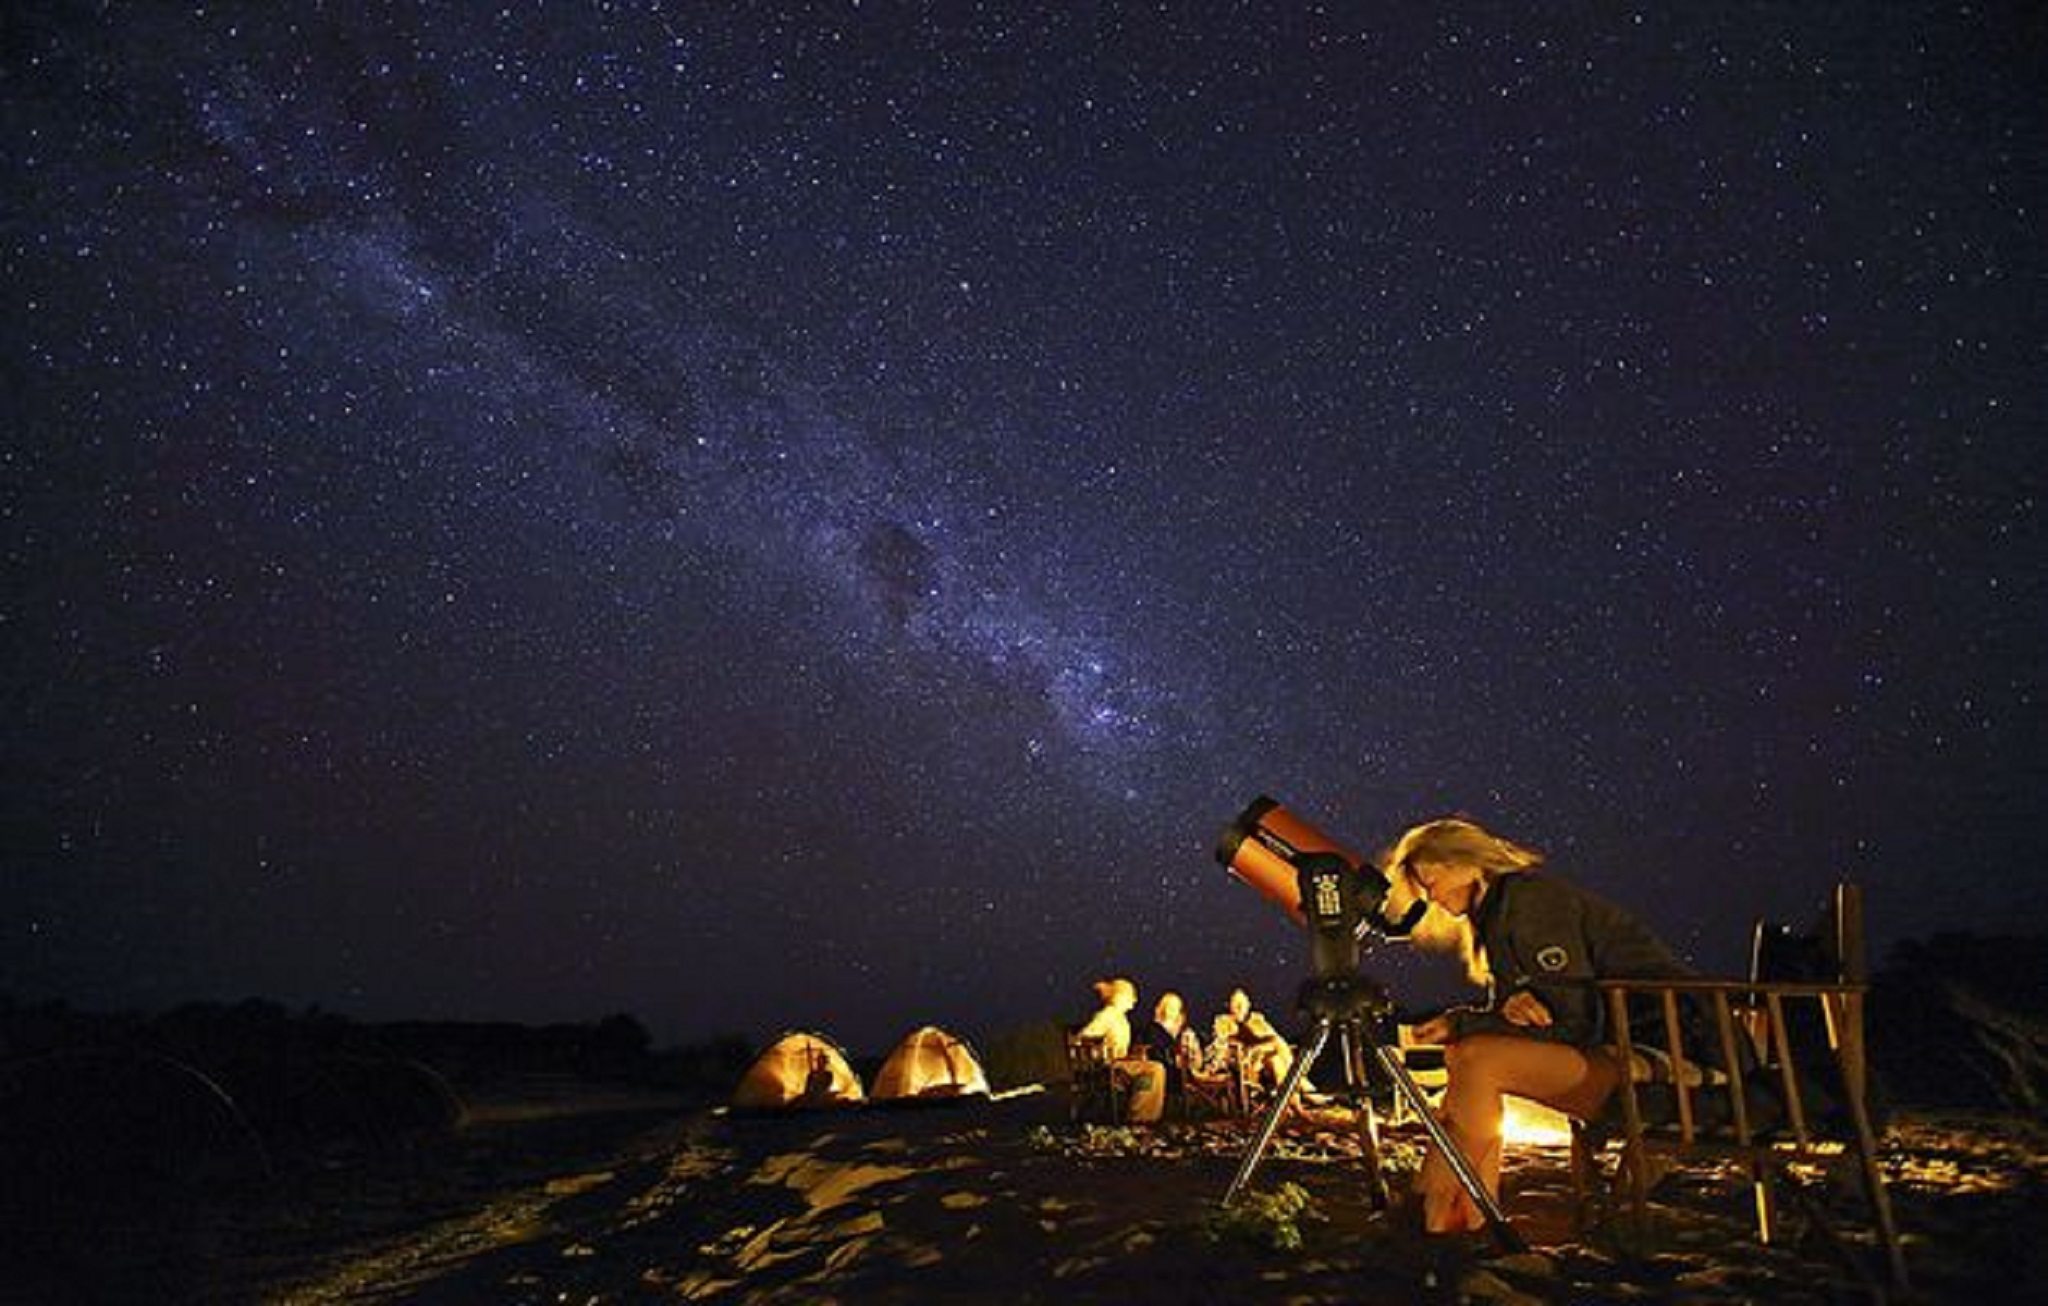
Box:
(1572, 884), (1907, 1292)
(1064, 1030), (1125, 1124)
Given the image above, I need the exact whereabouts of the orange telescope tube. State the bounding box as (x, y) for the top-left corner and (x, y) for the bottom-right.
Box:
(1214, 795), (1368, 926)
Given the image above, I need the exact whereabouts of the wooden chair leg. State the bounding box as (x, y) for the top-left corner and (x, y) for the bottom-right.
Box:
(1749, 1157), (1777, 1244)
(1619, 1137), (1650, 1220)
(1568, 1120), (1597, 1231)
(1845, 1082), (1911, 1289)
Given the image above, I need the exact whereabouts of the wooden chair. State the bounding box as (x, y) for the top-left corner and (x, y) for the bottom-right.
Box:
(1569, 884), (1908, 1293)
(1064, 1030), (1125, 1124)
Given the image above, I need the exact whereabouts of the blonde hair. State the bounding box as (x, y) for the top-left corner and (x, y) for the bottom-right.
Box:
(1381, 817), (1545, 985)
(1384, 817), (1544, 879)
(1093, 977), (1137, 1008)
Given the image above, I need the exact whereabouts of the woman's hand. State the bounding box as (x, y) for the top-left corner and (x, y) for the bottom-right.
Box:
(1500, 989), (1553, 1028)
(1379, 868), (1423, 922)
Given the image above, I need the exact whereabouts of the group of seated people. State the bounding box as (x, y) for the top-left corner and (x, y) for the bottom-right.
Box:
(1074, 976), (1301, 1118)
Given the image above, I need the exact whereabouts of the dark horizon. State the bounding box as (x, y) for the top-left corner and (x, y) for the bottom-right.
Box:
(11, 916), (2048, 1067)
(7, 4), (2044, 1056)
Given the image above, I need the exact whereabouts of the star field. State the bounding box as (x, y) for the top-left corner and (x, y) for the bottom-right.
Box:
(5, 3), (2043, 1051)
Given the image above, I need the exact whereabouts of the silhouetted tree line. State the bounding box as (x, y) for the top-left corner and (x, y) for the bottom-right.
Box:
(1870, 933), (2048, 1112)
(373, 1010), (655, 1086)
(979, 1019), (1070, 1090)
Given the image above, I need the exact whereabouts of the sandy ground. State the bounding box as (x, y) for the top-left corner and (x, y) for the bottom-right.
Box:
(11, 1092), (2046, 1304)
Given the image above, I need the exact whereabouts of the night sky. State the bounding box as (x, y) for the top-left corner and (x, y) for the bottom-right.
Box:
(6, 3), (2044, 1055)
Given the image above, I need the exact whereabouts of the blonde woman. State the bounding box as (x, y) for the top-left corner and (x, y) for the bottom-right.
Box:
(1078, 977), (1165, 1122)
(1383, 816), (1692, 1235)
(1077, 977), (1138, 1058)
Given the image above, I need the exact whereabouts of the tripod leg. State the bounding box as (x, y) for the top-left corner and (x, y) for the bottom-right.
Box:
(1221, 1017), (1330, 1208)
(1371, 1044), (1526, 1254)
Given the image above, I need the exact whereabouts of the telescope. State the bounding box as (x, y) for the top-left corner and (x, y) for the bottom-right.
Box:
(1214, 795), (1422, 978)
(1211, 795), (1522, 1253)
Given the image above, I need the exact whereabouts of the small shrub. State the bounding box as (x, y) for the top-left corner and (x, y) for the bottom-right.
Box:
(1203, 1180), (1324, 1253)
(1023, 1124), (1156, 1156)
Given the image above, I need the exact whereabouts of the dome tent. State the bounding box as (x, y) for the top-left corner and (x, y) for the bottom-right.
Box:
(869, 1025), (990, 1104)
(731, 1031), (865, 1110)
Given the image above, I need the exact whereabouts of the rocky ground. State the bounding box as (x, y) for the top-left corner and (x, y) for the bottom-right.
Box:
(9, 1091), (2045, 1304)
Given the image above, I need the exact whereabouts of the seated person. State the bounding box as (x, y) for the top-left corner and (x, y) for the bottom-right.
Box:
(1146, 990), (1208, 1110)
(1077, 976), (1139, 1058)
(1382, 815), (1695, 1236)
(1148, 990), (1206, 1075)
(1201, 1012), (1238, 1073)
(1226, 987), (1296, 1090)
(1077, 976), (1163, 1121)
(1238, 1011), (1296, 1090)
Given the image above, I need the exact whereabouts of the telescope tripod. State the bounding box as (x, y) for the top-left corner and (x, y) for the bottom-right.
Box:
(1221, 974), (1525, 1254)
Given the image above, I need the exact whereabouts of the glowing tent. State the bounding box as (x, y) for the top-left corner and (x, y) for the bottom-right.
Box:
(731, 1031), (866, 1110)
(869, 1025), (991, 1104)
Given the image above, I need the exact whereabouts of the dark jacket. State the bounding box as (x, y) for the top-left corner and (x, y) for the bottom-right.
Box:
(1446, 871), (1693, 1048)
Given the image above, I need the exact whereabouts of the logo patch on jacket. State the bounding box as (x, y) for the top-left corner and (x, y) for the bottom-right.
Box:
(1535, 945), (1570, 972)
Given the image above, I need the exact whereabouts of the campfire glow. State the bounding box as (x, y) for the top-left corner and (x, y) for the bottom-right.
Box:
(1500, 1096), (1574, 1147)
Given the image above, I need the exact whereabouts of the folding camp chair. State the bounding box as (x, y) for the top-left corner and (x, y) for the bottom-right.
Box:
(1569, 884), (1908, 1293)
(1179, 1044), (1255, 1120)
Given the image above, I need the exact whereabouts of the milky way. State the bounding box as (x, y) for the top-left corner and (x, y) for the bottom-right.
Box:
(6, 3), (2042, 1050)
